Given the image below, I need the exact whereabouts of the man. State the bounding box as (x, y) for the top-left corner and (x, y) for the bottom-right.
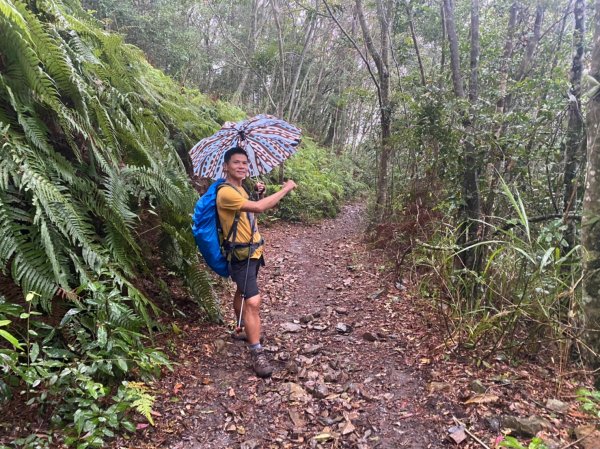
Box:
(217, 146), (297, 377)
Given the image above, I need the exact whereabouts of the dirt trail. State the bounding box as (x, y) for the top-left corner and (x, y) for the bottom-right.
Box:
(125, 205), (444, 448)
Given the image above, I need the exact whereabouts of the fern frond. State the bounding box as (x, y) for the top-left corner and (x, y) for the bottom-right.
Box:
(124, 381), (155, 426)
(0, 0), (31, 40)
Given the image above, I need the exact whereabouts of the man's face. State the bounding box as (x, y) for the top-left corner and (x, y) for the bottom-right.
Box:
(224, 153), (249, 180)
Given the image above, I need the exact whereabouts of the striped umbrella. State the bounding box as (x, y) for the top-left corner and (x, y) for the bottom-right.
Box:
(189, 114), (302, 179)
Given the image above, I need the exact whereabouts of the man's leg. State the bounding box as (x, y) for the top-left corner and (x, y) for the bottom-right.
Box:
(229, 259), (272, 377)
(243, 294), (273, 378)
(242, 294), (261, 345)
(233, 289), (243, 324)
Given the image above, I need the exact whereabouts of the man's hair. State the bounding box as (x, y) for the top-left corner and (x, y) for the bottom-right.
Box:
(223, 146), (248, 163)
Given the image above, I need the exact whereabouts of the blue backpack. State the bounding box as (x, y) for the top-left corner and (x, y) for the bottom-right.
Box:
(192, 180), (263, 277)
(191, 179), (229, 277)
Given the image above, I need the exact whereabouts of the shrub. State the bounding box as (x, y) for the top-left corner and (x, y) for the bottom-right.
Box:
(265, 138), (365, 222)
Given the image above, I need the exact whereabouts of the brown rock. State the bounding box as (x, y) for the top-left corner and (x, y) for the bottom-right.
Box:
(288, 409), (306, 428)
(469, 380), (487, 394)
(281, 382), (310, 402)
(428, 382), (452, 393)
(502, 415), (551, 437)
(545, 398), (568, 413)
(305, 380), (329, 399)
(213, 339), (226, 353)
(362, 332), (378, 342)
(575, 425), (600, 449)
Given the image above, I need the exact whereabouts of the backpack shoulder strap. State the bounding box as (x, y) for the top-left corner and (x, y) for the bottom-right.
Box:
(216, 182), (243, 243)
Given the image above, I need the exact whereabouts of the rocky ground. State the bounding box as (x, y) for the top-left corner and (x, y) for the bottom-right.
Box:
(120, 204), (599, 449)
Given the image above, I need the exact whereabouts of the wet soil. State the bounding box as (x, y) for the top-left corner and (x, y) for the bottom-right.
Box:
(120, 204), (597, 449)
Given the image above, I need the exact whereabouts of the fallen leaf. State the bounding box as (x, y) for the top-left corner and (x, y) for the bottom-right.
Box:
(341, 421), (356, 435)
(465, 393), (499, 404)
(448, 425), (467, 444)
(228, 387), (236, 398)
(314, 432), (334, 442)
(136, 423), (149, 430)
(173, 382), (183, 394)
(289, 409), (305, 428)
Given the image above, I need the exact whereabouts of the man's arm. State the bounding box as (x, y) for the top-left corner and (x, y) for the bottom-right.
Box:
(240, 180), (297, 214)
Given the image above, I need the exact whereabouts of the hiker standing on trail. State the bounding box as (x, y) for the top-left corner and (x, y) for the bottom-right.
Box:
(217, 146), (297, 377)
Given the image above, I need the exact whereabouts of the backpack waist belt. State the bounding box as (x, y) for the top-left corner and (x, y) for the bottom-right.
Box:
(222, 238), (264, 252)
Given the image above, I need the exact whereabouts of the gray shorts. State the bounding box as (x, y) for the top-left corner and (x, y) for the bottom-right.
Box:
(230, 257), (264, 299)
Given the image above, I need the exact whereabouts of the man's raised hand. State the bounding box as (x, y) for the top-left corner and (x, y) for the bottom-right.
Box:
(283, 180), (297, 191)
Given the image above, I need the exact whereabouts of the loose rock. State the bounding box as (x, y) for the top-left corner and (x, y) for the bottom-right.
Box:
(281, 382), (310, 402)
(303, 343), (324, 355)
(575, 425), (600, 449)
(281, 322), (303, 333)
(305, 380), (329, 399)
(470, 380), (487, 394)
(336, 323), (352, 334)
(213, 339), (226, 353)
(362, 332), (378, 342)
(241, 440), (260, 449)
(545, 398), (568, 413)
(485, 417), (500, 432)
(300, 314), (314, 324)
(428, 382), (452, 393)
(502, 415), (551, 437)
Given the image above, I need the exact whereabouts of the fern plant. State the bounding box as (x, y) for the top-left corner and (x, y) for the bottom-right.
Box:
(0, 0), (227, 318)
(0, 0), (239, 445)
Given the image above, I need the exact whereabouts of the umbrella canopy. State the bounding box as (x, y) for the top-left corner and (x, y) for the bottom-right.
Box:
(189, 114), (301, 179)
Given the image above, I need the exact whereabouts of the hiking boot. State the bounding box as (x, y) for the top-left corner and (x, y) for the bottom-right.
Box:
(231, 329), (248, 341)
(250, 348), (273, 378)
(231, 328), (265, 343)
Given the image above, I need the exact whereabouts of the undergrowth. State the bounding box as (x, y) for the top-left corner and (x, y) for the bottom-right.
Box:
(0, 0), (242, 446)
(265, 138), (366, 222)
(405, 180), (583, 363)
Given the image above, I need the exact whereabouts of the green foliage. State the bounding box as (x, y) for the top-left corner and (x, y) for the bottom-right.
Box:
(0, 0), (247, 445)
(412, 181), (581, 356)
(500, 436), (548, 449)
(576, 388), (600, 418)
(123, 381), (156, 426)
(266, 138), (366, 222)
(0, 0), (233, 318)
(0, 283), (169, 447)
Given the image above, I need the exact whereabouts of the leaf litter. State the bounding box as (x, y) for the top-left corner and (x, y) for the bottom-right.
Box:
(118, 204), (597, 449)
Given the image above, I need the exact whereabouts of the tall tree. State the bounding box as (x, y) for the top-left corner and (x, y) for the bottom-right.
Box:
(323, 0), (394, 216)
(582, 0), (600, 386)
(443, 0), (481, 272)
(355, 0), (394, 215)
(563, 0), (586, 250)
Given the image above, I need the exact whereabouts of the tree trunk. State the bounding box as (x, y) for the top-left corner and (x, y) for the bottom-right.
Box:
(582, 0), (600, 387)
(481, 2), (518, 219)
(270, 0), (286, 118)
(505, 2), (544, 111)
(443, 0), (465, 98)
(355, 0), (393, 217)
(484, 3), (546, 219)
(563, 0), (586, 250)
(439, 2), (446, 86)
(286, 5), (317, 119)
(444, 0), (481, 272)
(406, 3), (426, 87)
(495, 2), (518, 117)
(232, 0), (263, 104)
